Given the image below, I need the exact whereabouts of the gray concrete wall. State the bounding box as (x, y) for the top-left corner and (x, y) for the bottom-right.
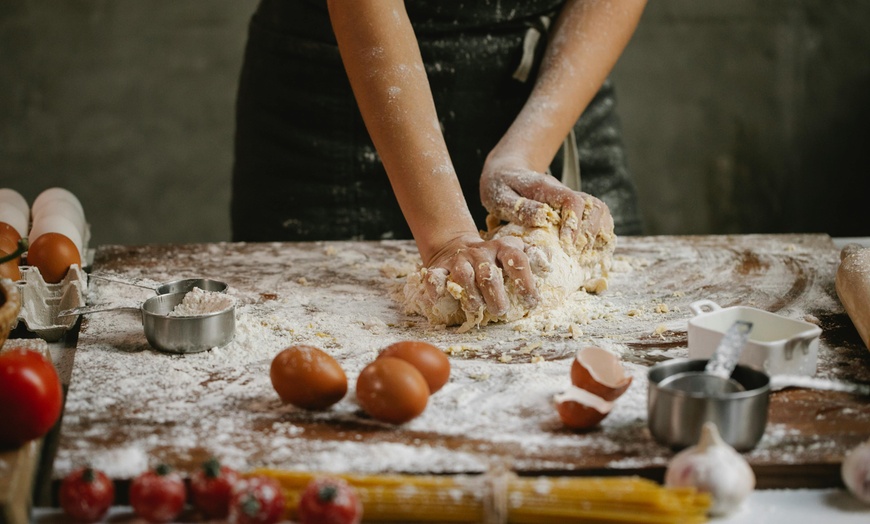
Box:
(614, 1), (869, 237)
(1, 1), (867, 247)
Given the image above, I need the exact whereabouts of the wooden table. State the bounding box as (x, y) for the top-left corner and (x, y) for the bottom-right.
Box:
(42, 234), (870, 499)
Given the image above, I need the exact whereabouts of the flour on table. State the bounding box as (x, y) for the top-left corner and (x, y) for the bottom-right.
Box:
(401, 213), (616, 332)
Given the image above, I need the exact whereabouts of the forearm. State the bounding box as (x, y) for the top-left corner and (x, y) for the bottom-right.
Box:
(490, 0), (647, 172)
(327, 0), (478, 264)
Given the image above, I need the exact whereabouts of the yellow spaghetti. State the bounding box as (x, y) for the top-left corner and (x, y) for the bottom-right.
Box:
(252, 468), (710, 523)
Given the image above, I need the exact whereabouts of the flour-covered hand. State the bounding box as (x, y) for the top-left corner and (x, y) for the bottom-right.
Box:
(480, 162), (612, 247)
(425, 234), (539, 318)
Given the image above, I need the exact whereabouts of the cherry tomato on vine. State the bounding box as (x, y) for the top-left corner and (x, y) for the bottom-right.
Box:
(129, 464), (186, 523)
(0, 348), (63, 448)
(229, 475), (285, 524)
(297, 477), (363, 524)
(190, 457), (240, 519)
(59, 466), (115, 522)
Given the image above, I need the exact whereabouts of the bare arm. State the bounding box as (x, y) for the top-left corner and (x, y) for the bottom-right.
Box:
(327, 0), (538, 316)
(482, 0), (647, 242)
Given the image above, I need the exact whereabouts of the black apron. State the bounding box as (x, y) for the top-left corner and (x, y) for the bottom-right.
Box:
(232, 0), (642, 242)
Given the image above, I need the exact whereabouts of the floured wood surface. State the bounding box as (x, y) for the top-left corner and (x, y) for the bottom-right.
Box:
(53, 235), (870, 488)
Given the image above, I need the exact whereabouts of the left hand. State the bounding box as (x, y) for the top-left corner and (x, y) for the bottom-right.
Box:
(480, 158), (612, 246)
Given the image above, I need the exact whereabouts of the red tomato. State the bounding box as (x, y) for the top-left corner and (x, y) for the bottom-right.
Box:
(129, 464), (186, 523)
(229, 475), (286, 524)
(0, 348), (63, 448)
(297, 477), (363, 524)
(190, 457), (240, 519)
(59, 467), (115, 522)
(26, 232), (81, 284)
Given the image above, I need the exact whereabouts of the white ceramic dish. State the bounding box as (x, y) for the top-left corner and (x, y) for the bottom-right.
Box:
(687, 299), (822, 376)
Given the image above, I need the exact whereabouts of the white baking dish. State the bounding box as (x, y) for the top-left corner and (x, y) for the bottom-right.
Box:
(687, 299), (822, 376)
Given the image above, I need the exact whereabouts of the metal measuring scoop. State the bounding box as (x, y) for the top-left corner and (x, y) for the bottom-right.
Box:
(660, 320), (754, 396)
(90, 274), (228, 295)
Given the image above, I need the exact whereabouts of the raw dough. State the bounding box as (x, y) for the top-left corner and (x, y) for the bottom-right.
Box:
(401, 210), (616, 332)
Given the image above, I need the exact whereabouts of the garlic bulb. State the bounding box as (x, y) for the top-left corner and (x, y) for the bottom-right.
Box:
(664, 422), (755, 516)
(842, 438), (870, 504)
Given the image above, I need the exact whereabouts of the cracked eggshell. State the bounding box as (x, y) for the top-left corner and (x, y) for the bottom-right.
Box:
(553, 386), (613, 430)
(570, 346), (632, 401)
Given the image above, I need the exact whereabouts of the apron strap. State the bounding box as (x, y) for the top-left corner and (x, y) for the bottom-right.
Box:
(511, 15), (582, 192)
(512, 16), (550, 83)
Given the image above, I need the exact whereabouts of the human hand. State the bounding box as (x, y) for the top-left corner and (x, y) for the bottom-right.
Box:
(480, 160), (613, 249)
(424, 234), (539, 319)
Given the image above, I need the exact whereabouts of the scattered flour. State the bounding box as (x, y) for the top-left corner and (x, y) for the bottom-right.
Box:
(51, 237), (857, 482)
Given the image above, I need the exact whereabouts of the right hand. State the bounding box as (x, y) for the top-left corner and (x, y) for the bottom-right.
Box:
(424, 233), (540, 318)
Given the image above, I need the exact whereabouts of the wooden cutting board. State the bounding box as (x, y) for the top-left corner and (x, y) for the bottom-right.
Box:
(50, 234), (870, 491)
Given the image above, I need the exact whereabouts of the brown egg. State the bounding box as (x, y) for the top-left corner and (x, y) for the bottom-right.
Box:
(0, 249), (21, 281)
(270, 345), (348, 410)
(26, 232), (81, 284)
(0, 222), (21, 253)
(378, 340), (450, 393)
(570, 346), (632, 401)
(0, 223), (23, 281)
(356, 357), (429, 424)
(553, 386), (613, 431)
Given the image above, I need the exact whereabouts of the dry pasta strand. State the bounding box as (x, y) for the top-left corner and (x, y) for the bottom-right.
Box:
(252, 469), (710, 523)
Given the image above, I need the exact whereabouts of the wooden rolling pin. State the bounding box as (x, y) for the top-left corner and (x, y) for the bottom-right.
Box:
(837, 244), (870, 350)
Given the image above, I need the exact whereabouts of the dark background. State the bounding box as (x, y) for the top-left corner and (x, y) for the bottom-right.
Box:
(1, 0), (867, 246)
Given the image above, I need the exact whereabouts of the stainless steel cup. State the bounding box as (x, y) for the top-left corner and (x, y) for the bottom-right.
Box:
(647, 358), (770, 451)
(155, 278), (228, 296)
(141, 292), (235, 354)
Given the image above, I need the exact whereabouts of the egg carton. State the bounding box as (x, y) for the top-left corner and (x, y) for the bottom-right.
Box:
(15, 264), (88, 342)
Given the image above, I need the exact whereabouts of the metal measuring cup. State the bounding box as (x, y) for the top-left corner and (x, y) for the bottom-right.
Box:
(58, 281), (235, 354)
(658, 320), (753, 396)
(140, 291), (235, 354)
(90, 274), (228, 296)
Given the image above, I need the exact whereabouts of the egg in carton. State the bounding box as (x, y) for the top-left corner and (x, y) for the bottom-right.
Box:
(15, 264), (87, 342)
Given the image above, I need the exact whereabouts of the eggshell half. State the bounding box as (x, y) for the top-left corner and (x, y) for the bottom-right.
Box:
(570, 346), (633, 401)
(553, 386), (613, 430)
